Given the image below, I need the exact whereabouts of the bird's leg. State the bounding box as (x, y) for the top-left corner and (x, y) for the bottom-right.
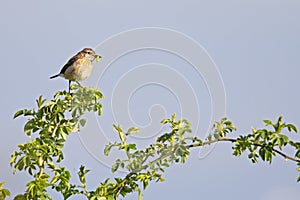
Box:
(69, 80), (71, 93)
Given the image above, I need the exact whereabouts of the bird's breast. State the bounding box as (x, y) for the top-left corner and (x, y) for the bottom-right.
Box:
(64, 59), (94, 81)
(76, 60), (94, 81)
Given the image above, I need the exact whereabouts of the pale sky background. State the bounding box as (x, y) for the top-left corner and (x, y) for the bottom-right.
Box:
(1, 0), (300, 199)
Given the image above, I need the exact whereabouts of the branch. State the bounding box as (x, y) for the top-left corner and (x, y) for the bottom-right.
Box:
(188, 137), (300, 163)
(114, 172), (135, 199)
(113, 148), (178, 198)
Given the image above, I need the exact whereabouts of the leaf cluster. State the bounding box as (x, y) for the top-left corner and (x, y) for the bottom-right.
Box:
(0, 182), (10, 199)
(103, 114), (194, 199)
(232, 116), (298, 162)
(3, 85), (300, 200)
(10, 85), (103, 199)
(228, 116), (300, 181)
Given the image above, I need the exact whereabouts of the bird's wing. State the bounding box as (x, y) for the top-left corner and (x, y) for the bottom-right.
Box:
(59, 51), (84, 74)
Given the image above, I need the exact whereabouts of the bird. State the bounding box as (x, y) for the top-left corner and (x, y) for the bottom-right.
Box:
(50, 48), (101, 93)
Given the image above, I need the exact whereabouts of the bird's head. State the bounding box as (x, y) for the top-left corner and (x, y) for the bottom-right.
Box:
(82, 48), (101, 61)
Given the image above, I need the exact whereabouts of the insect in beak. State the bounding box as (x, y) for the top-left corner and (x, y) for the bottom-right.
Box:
(95, 55), (101, 62)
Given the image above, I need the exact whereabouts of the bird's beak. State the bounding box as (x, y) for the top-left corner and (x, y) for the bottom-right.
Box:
(95, 55), (101, 62)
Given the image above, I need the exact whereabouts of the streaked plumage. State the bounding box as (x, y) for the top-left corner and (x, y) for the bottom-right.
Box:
(50, 48), (101, 92)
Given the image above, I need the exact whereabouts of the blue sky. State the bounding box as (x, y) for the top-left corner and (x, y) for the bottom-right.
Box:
(1, 0), (300, 199)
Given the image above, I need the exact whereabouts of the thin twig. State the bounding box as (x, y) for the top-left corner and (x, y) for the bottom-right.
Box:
(114, 136), (299, 199)
(188, 137), (300, 163)
(114, 148), (176, 199)
(114, 172), (135, 199)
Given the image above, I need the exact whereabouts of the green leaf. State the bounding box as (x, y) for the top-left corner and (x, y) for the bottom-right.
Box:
(206, 134), (212, 141)
(263, 120), (273, 126)
(171, 113), (176, 122)
(287, 124), (298, 133)
(108, 196), (115, 200)
(16, 157), (25, 171)
(104, 143), (121, 156)
(36, 96), (46, 108)
(2, 189), (11, 197)
(259, 148), (266, 161)
(137, 188), (144, 200)
(50, 176), (59, 185)
(113, 124), (125, 143)
(213, 133), (220, 139)
(39, 173), (50, 179)
(98, 105), (102, 116)
(192, 137), (202, 145)
(127, 127), (139, 135)
(97, 197), (107, 200)
(13, 109), (26, 119)
(10, 152), (17, 166)
(12, 194), (27, 200)
(111, 163), (119, 173)
(38, 157), (43, 167)
(94, 90), (103, 99)
(24, 121), (34, 136)
(161, 119), (170, 124)
(79, 119), (86, 127)
(104, 144), (112, 156)
(265, 151), (273, 163)
(113, 124), (123, 133)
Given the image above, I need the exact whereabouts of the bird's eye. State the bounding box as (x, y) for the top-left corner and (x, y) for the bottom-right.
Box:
(87, 51), (91, 54)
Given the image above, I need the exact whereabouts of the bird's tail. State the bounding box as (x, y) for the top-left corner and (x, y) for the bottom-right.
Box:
(50, 74), (60, 79)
